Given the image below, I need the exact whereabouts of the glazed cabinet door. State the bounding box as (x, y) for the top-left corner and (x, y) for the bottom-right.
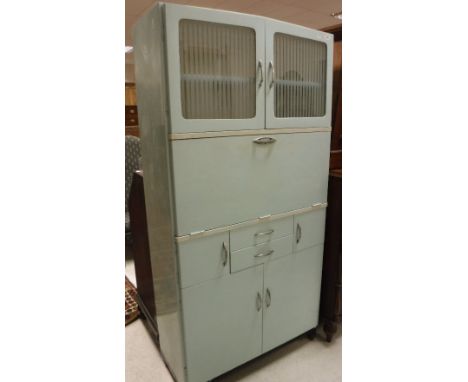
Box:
(265, 20), (334, 129)
(262, 246), (324, 353)
(165, 3), (265, 134)
(181, 265), (263, 382)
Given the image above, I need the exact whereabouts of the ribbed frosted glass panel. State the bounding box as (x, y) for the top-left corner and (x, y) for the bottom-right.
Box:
(274, 33), (327, 118)
(179, 19), (256, 119)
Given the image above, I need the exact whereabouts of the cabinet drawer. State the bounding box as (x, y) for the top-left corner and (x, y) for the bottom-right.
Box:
(230, 217), (293, 252)
(177, 233), (229, 289)
(293, 208), (326, 252)
(230, 235), (293, 273)
(171, 132), (330, 235)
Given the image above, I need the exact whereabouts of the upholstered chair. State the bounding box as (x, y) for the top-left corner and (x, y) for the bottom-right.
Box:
(125, 135), (141, 237)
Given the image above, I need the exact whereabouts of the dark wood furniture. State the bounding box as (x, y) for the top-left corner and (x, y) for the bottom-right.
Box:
(128, 170), (156, 320)
(125, 83), (140, 137)
(126, 105), (139, 127)
(320, 170), (342, 342)
(322, 24), (342, 170)
(319, 24), (342, 342)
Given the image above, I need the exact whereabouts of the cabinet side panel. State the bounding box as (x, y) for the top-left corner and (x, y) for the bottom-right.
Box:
(133, 5), (186, 382)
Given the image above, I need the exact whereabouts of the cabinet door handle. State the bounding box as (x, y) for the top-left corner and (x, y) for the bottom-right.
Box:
(254, 249), (274, 258)
(221, 241), (228, 266)
(268, 60), (275, 90)
(253, 136), (276, 145)
(257, 60), (263, 88)
(296, 223), (302, 244)
(254, 229), (274, 237)
(265, 288), (271, 308)
(256, 292), (262, 311)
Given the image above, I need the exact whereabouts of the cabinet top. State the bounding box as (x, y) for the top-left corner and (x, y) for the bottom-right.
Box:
(155, 2), (334, 41)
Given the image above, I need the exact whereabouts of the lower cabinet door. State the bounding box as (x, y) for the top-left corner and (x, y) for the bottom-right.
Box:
(262, 245), (324, 353)
(181, 265), (263, 382)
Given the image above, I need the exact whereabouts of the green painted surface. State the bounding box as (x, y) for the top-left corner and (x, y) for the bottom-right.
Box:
(230, 235), (293, 273)
(182, 266), (263, 382)
(262, 245), (324, 353)
(178, 233), (229, 289)
(171, 133), (330, 236)
(230, 216), (293, 251)
(293, 208), (327, 252)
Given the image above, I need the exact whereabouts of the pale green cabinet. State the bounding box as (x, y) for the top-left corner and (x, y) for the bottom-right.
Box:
(177, 233), (229, 289)
(133, 3), (332, 382)
(262, 245), (324, 352)
(163, 2), (333, 134)
(265, 20), (333, 129)
(171, 133), (330, 236)
(181, 266), (263, 382)
(230, 234), (292, 273)
(178, 212), (325, 381)
(294, 208), (327, 252)
(165, 3), (266, 133)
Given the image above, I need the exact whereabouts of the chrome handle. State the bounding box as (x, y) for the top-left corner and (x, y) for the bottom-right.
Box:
(257, 60), (263, 88)
(256, 292), (262, 311)
(265, 288), (271, 308)
(254, 229), (274, 237)
(254, 249), (274, 258)
(221, 242), (228, 267)
(268, 61), (275, 90)
(296, 223), (302, 244)
(253, 136), (276, 145)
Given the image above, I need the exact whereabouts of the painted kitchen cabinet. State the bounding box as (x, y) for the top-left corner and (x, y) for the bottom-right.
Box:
(265, 19), (333, 129)
(133, 3), (332, 382)
(262, 245), (324, 353)
(179, 214), (325, 381)
(165, 4), (265, 133)
(171, 132), (330, 235)
(181, 265), (263, 382)
(163, 3), (333, 134)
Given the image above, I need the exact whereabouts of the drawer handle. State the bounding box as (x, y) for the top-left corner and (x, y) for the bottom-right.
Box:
(256, 292), (262, 311)
(296, 223), (302, 244)
(221, 242), (228, 267)
(253, 136), (276, 145)
(265, 288), (271, 308)
(254, 249), (274, 258)
(254, 229), (274, 237)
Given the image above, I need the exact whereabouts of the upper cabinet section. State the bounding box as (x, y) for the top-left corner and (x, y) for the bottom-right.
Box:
(265, 20), (334, 129)
(179, 20), (256, 120)
(163, 3), (333, 134)
(165, 3), (265, 133)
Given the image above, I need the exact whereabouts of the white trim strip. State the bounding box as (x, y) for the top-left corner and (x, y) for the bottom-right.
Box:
(169, 127), (331, 141)
(175, 203), (328, 243)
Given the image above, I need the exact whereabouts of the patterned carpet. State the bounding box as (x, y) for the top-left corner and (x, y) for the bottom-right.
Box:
(125, 277), (140, 325)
